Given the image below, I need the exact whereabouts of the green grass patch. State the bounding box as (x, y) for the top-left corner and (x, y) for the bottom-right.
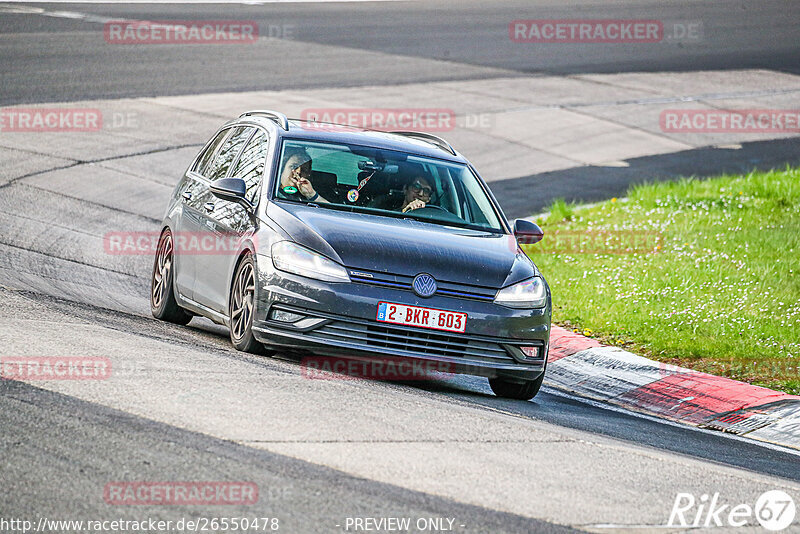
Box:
(524, 167), (800, 394)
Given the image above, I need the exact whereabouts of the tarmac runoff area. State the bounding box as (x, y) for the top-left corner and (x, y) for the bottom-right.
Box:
(3, 68), (800, 204)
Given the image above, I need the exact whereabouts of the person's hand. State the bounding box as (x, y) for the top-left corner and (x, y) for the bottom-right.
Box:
(402, 199), (426, 212)
(291, 168), (316, 199)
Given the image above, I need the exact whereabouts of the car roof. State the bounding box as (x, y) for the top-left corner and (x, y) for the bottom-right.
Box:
(232, 115), (469, 164)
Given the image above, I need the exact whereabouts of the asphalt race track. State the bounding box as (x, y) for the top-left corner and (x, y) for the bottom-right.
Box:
(1, 1), (800, 532)
(2, 0), (800, 104)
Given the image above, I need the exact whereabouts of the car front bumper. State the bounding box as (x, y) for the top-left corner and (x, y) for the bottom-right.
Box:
(252, 258), (551, 381)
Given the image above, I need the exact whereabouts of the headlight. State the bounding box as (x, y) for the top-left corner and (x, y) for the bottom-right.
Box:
(271, 241), (350, 283)
(494, 277), (547, 308)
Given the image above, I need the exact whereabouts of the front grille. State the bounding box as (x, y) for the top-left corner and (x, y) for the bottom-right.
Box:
(308, 319), (516, 366)
(348, 268), (496, 302)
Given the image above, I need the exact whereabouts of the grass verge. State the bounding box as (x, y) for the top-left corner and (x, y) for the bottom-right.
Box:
(523, 167), (800, 394)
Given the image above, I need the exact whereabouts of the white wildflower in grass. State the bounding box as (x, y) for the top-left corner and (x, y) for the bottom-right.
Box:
(525, 167), (800, 394)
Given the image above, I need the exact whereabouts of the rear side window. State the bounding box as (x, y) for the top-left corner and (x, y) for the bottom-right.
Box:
(229, 130), (268, 204)
(193, 129), (229, 176)
(204, 126), (254, 181)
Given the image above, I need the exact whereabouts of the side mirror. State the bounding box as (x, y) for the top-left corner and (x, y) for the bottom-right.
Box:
(210, 177), (253, 210)
(513, 219), (543, 245)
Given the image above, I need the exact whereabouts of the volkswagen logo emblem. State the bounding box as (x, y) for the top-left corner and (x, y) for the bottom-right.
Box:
(412, 273), (437, 298)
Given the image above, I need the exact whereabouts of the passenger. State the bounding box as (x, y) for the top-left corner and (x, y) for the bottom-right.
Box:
(278, 150), (329, 203)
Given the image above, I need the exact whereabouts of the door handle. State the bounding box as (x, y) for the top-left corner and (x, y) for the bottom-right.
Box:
(181, 191), (192, 201)
(203, 202), (215, 212)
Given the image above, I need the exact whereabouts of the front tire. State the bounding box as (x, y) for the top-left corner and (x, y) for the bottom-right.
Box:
(151, 229), (192, 325)
(229, 253), (266, 354)
(489, 372), (544, 401)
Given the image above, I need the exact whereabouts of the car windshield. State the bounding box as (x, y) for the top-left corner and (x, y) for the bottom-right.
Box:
(273, 139), (504, 232)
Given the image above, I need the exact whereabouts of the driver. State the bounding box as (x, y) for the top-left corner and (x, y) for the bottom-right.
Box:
(400, 174), (434, 213)
(370, 172), (434, 213)
(278, 150), (329, 203)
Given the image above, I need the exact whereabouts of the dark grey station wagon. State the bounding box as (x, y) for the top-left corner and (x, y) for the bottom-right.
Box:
(151, 110), (551, 400)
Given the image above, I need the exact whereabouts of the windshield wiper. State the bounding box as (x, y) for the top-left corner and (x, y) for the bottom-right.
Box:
(399, 211), (503, 233)
(279, 199), (502, 233)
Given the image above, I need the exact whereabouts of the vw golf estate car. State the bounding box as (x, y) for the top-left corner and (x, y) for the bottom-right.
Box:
(151, 110), (551, 400)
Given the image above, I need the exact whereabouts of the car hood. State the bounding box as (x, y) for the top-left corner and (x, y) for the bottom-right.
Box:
(266, 202), (537, 288)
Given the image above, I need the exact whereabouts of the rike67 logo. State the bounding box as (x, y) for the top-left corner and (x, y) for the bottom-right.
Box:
(669, 490), (796, 531)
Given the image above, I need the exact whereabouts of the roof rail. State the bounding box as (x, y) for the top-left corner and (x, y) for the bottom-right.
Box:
(239, 110), (289, 131)
(389, 131), (457, 156)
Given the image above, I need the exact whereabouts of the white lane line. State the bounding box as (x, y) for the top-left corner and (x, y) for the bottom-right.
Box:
(0, 0), (407, 24)
(0, 2), (406, 35)
(1, 0), (409, 4)
(0, 4), (118, 23)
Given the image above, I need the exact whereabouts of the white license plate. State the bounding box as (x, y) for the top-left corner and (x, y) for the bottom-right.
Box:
(376, 302), (467, 333)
